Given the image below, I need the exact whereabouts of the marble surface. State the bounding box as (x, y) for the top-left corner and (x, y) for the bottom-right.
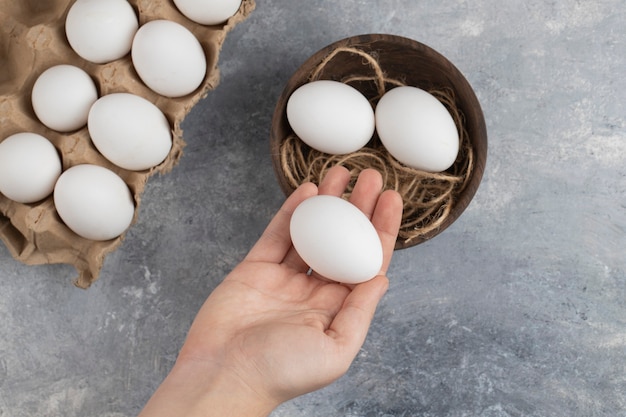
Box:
(1, 1), (626, 416)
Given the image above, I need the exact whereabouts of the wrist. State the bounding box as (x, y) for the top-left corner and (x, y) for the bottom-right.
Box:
(138, 357), (278, 417)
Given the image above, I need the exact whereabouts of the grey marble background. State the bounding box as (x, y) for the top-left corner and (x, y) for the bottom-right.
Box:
(2, 1), (626, 416)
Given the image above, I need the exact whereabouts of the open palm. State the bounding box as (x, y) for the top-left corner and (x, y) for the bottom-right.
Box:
(140, 165), (402, 416)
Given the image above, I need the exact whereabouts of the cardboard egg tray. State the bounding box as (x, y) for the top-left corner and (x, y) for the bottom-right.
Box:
(0, 0), (255, 287)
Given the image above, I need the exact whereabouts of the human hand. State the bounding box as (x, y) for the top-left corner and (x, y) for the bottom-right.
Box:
(138, 165), (403, 417)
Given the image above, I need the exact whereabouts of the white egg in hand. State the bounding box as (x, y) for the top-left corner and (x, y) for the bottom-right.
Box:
(54, 165), (135, 241)
(375, 86), (459, 172)
(173, 0), (242, 25)
(290, 195), (383, 284)
(88, 93), (172, 171)
(287, 80), (375, 155)
(65, 0), (139, 64)
(131, 20), (207, 97)
(0, 133), (62, 204)
(31, 65), (98, 132)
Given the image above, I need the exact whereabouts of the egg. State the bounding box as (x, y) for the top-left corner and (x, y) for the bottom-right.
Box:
(31, 64), (98, 132)
(53, 164), (135, 241)
(65, 0), (139, 64)
(173, 0), (242, 25)
(88, 93), (172, 171)
(131, 19), (207, 97)
(0, 132), (62, 204)
(286, 80), (375, 155)
(290, 195), (383, 284)
(375, 86), (459, 172)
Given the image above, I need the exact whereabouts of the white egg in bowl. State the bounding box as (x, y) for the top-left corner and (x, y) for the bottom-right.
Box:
(286, 80), (375, 155)
(375, 86), (460, 173)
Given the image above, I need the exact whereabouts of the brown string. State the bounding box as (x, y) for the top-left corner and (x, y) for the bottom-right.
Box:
(279, 46), (474, 246)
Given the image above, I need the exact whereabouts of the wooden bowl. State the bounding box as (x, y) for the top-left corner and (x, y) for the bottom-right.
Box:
(270, 34), (487, 249)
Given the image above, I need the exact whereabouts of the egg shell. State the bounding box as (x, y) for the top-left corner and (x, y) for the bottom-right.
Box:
(290, 195), (383, 284)
(31, 64), (98, 132)
(65, 0), (139, 64)
(53, 164), (135, 241)
(88, 93), (173, 171)
(375, 86), (459, 172)
(131, 19), (207, 98)
(173, 0), (242, 25)
(286, 80), (375, 155)
(0, 133), (62, 204)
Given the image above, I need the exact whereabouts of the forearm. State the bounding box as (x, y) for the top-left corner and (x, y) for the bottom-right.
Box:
(138, 359), (277, 417)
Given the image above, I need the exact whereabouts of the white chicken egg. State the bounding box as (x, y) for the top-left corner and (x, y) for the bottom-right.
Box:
(131, 19), (207, 97)
(88, 93), (172, 171)
(290, 195), (383, 284)
(173, 0), (242, 25)
(53, 164), (135, 241)
(286, 80), (375, 155)
(375, 86), (459, 172)
(65, 0), (139, 64)
(31, 64), (98, 132)
(0, 132), (62, 204)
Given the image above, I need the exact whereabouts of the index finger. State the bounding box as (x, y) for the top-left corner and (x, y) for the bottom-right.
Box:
(244, 182), (318, 264)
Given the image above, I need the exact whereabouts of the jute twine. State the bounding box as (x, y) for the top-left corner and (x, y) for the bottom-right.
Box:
(279, 46), (474, 246)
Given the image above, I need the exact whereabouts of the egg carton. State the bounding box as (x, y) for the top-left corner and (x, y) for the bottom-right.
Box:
(0, 0), (255, 288)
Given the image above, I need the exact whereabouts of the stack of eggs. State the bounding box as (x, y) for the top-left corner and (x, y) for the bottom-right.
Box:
(286, 80), (460, 285)
(0, 0), (253, 286)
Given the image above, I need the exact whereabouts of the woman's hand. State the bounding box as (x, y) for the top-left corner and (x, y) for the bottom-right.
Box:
(138, 165), (403, 417)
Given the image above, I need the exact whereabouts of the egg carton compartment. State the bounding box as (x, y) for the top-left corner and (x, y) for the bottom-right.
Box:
(0, 0), (256, 288)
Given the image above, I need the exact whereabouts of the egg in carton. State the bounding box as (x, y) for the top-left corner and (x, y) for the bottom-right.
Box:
(0, 0), (255, 288)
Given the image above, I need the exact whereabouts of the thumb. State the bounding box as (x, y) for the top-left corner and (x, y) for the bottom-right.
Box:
(326, 275), (389, 359)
